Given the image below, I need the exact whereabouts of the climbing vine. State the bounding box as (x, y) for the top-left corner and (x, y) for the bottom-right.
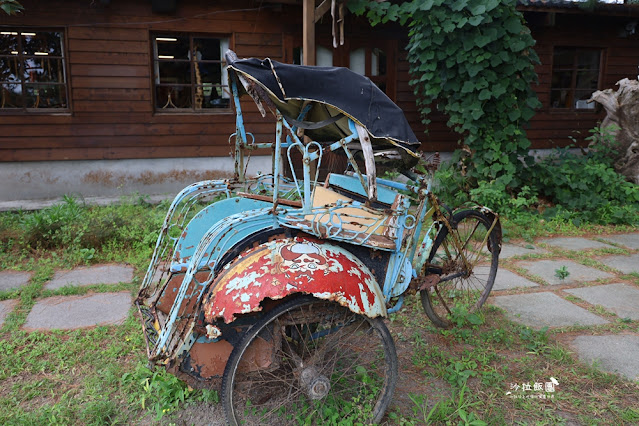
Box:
(0, 0), (23, 15)
(349, 0), (541, 190)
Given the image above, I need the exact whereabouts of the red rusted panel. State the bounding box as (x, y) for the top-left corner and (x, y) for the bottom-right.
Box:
(203, 236), (386, 323)
(155, 271), (209, 315)
(185, 335), (276, 379)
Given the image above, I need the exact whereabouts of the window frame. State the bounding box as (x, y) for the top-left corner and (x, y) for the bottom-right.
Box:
(0, 28), (70, 114)
(151, 32), (232, 114)
(550, 46), (604, 112)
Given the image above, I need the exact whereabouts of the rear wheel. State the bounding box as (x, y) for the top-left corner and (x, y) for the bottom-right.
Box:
(420, 209), (499, 328)
(222, 295), (398, 425)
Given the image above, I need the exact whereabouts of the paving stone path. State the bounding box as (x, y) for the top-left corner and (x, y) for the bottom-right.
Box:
(1, 234), (638, 383)
(491, 233), (639, 382)
(0, 264), (134, 329)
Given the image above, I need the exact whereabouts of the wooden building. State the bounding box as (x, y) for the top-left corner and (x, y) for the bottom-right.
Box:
(0, 0), (638, 201)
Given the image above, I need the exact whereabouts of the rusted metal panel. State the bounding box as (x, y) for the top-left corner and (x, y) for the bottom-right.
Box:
(203, 236), (387, 324)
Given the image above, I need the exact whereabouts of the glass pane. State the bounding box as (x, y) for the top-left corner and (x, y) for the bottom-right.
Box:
(553, 48), (574, 69)
(0, 56), (21, 82)
(551, 71), (573, 88)
(574, 90), (596, 109)
(24, 84), (67, 108)
(372, 48), (386, 76)
(577, 50), (600, 70)
(193, 38), (221, 61)
(156, 85), (191, 109)
(1, 83), (22, 108)
(0, 32), (18, 52)
(349, 48), (365, 75)
(22, 31), (63, 56)
(317, 46), (333, 67)
(23, 57), (65, 83)
(157, 61), (191, 84)
(197, 84), (229, 109)
(550, 89), (571, 108)
(155, 35), (189, 60)
(195, 61), (222, 84)
(576, 71), (599, 90)
(293, 47), (302, 65)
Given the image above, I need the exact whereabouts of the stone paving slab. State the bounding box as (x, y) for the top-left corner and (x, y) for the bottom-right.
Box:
(23, 292), (132, 330)
(516, 259), (614, 286)
(600, 233), (639, 250)
(0, 299), (18, 327)
(491, 268), (539, 291)
(44, 264), (134, 290)
(596, 253), (639, 275)
(538, 237), (614, 251)
(499, 243), (547, 259)
(0, 270), (32, 292)
(490, 292), (609, 329)
(571, 335), (639, 381)
(565, 283), (639, 320)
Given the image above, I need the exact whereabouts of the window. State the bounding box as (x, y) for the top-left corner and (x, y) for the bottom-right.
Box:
(0, 30), (68, 110)
(348, 46), (388, 93)
(152, 34), (230, 111)
(291, 41), (395, 99)
(551, 47), (601, 110)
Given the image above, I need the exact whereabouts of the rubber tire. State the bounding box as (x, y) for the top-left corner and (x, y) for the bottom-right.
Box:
(420, 209), (499, 328)
(221, 295), (398, 425)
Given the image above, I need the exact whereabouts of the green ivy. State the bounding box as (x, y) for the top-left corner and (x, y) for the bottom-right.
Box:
(0, 0), (23, 15)
(349, 0), (541, 189)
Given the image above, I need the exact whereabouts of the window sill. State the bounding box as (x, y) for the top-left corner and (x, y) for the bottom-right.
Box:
(546, 108), (601, 114)
(0, 109), (71, 115)
(153, 108), (233, 116)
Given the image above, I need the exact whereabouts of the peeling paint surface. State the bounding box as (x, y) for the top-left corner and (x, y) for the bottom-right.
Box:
(204, 236), (386, 323)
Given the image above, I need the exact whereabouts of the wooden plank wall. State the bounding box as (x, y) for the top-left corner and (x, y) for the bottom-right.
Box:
(2, 2), (638, 162)
(526, 12), (638, 149)
(397, 11), (639, 152)
(0, 0), (296, 162)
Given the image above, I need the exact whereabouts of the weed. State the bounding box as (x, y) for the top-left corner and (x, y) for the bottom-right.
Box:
(554, 266), (570, 280)
(121, 363), (219, 420)
(518, 326), (549, 354)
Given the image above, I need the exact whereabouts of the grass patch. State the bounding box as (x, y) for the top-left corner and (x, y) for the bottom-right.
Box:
(1, 196), (638, 424)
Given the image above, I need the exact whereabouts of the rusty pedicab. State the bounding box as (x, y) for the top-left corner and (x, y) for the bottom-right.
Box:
(136, 50), (501, 424)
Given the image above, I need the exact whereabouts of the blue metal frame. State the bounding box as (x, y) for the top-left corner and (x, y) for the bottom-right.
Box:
(139, 70), (444, 362)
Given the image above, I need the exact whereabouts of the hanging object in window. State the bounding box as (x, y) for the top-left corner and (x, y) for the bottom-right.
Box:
(0, 30), (67, 110)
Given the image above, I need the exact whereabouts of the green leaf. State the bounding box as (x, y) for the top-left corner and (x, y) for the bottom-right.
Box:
(471, 109), (484, 120)
(475, 35), (491, 48)
(470, 4), (486, 15)
(468, 15), (483, 26)
(510, 39), (527, 52)
(346, 0), (367, 15)
(504, 16), (523, 34)
(461, 81), (476, 93)
(478, 89), (491, 101)
(442, 19), (456, 32)
(450, 0), (468, 12)
(467, 313), (483, 324)
(418, 0), (435, 11)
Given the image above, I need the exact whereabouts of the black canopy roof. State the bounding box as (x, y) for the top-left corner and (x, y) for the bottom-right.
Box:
(226, 53), (420, 155)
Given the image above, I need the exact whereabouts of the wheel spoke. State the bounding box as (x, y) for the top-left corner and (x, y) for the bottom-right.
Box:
(421, 210), (499, 328)
(223, 297), (397, 424)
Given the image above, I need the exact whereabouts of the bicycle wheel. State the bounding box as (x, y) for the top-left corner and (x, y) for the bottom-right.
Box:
(222, 295), (398, 425)
(420, 209), (499, 328)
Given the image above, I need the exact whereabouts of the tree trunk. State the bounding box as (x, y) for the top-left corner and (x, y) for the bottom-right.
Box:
(589, 78), (639, 184)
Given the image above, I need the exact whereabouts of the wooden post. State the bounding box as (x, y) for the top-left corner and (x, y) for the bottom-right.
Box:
(303, 0), (316, 65)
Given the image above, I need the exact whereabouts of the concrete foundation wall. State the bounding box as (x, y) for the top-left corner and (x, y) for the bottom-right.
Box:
(0, 156), (272, 208)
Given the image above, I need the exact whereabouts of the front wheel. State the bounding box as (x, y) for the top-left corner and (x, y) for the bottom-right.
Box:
(420, 209), (499, 328)
(221, 295), (398, 425)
